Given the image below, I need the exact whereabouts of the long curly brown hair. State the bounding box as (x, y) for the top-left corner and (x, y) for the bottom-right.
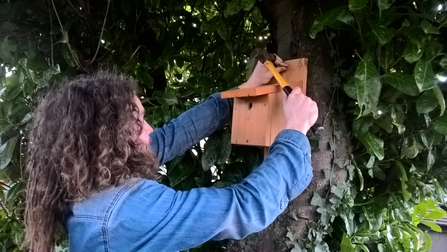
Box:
(24, 71), (160, 251)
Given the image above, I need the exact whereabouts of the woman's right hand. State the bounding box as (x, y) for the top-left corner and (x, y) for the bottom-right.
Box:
(283, 87), (318, 134)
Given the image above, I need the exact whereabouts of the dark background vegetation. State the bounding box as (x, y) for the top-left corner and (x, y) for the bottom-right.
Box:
(1, 0), (447, 251)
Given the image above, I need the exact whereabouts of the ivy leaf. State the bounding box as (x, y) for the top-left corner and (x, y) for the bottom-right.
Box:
(391, 105), (406, 134)
(416, 90), (438, 114)
(310, 7), (354, 39)
(433, 114), (447, 134)
(421, 20), (440, 34)
(379, 43), (395, 71)
(5, 181), (24, 203)
(401, 136), (423, 159)
(315, 243), (330, 252)
(356, 166), (364, 191)
(355, 59), (381, 116)
(402, 27), (424, 48)
(381, 7), (399, 25)
(356, 244), (370, 252)
(414, 59), (436, 92)
(155, 91), (178, 106)
(344, 77), (357, 99)
(423, 232), (433, 250)
(201, 16), (222, 33)
(324, 168), (336, 181)
(440, 56), (447, 70)
(364, 207), (383, 231)
(383, 72), (419, 96)
(373, 166), (386, 180)
(1, 36), (16, 61)
(17, 113), (32, 125)
(340, 211), (356, 236)
(358, 132), (384, 160)
(426, 41), (443, 61)
(377, 0), (395, 11)
(331, 184), (346, 198)
(414, 200), (427, 220)
(241, 0), (255, 11)
(23, 78), (37, 98)
(403, 41), (423, 63)
(400, 225), (420, 249)
(396, 161), (408, 182)
(375, 114), (393, 133)
(433, 85), (445, 116)
(217, 25), (231, 41)
(366, 154), (375, 169)
(311, 192), (325, 207)
(349, 0), (368, 11)
(369, 20), (394, 45)
(352, 117), (374, 137)
(0, 136), (18, 170)
(396, 161), (411, 202)
(420, 221), (442, 232)
(0, 119), (12, 135)
(393, 194), (413, 221)
(225, 0), (241, 16)
(291, 247), (305, 252)
(399, 180), (411, 201)
(341, 234), (355, 251)
(420, 130), (436, 147)
(3, 83), (22, 101)
(425, 208), (446, 221)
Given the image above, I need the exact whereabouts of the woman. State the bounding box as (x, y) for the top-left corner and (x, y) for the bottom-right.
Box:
(25, 59), (318, 251)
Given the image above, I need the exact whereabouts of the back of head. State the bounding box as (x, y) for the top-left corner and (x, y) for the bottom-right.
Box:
(24, 71), (159, 251)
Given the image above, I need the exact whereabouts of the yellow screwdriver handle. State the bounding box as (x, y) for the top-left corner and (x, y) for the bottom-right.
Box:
(264, 60), (290, 88)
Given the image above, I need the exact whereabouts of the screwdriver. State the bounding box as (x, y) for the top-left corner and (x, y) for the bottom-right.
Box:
(255, 50), (324, 134)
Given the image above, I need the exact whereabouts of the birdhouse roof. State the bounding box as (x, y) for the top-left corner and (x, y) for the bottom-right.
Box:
(221, 84), (282, 98)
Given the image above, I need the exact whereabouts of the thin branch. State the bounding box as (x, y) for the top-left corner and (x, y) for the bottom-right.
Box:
(50, 0), (65, 40)
(121, 45), (142, 70)
(50, 0), (84, 70)
(67, 0), (83, 18)
(388, 55), (403, 71)
(48, 0), (54, 67)
(91, 0), (111, 64)
(354, 13), (364, 51)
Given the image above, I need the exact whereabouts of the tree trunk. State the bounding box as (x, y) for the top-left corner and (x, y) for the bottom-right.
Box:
(227, 0), (347, 251)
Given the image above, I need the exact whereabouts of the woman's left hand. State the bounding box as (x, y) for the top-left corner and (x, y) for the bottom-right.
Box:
(239, 55), (288, 89)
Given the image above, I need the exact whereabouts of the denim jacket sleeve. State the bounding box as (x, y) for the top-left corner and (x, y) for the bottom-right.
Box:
(149, 92), (233, 165)
(107, 130), (312, 251)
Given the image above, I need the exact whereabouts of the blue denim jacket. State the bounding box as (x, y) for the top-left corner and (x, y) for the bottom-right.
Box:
(65, 92), (313, 252)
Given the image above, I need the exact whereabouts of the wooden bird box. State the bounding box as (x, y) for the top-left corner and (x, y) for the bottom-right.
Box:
(221, 58), (308, 148)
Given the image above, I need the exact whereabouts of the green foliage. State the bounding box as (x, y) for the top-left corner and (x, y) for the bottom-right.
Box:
(0, 0), (269, 250)
(2, 0), (447, 251)
(299, 0), (447, 251)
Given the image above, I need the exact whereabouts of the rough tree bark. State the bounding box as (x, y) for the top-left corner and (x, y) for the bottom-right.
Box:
(228, 0), (348, 251)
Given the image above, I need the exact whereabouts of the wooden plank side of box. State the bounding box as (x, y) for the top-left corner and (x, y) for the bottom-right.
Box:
(269, 58), (308, 94)
(230, 96), (270, 147)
